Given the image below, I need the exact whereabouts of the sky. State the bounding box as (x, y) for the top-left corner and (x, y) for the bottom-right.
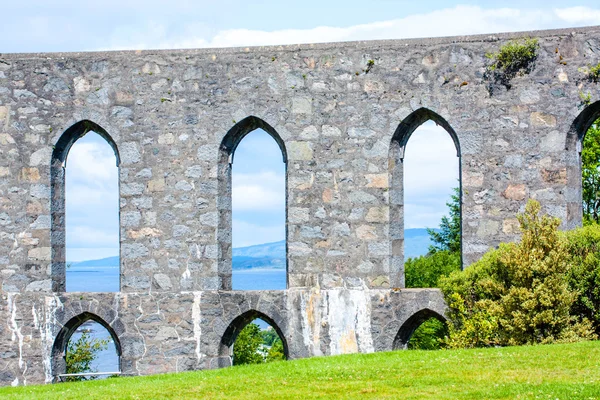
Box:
(4, 2), (600, 260)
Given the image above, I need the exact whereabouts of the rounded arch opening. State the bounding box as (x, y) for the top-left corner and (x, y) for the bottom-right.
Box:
(389, 108), (462, 288)
(219, 310), (289, 366)
(217, 116), (288, 291)
(566, 101), (600, 228)
(51, 312), (121, 382)
(392, 309), (447, 350)
(51, 120), (121, 293)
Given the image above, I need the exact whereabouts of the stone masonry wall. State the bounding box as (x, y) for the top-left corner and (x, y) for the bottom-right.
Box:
(0, 25), (599, 385)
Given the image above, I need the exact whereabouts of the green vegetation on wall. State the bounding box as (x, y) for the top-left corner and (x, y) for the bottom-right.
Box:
(485, 37), (539, 92)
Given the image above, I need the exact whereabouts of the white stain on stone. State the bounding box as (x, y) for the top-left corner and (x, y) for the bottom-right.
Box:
(192, 291), (202, 361)
(326, 289), (374, 355)
(7, 294), (26, 376)
(42, 295), (63, 383)
(299, 288), (324, 356)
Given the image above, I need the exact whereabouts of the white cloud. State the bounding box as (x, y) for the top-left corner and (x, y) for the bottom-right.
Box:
(554, 6), (600, 24)
(404, 122), (459, 229)
(98, 5), (600, 51)
(232, 171), (285, 211)
(232, 219), (285, 248)
(66, 133), (119, 261)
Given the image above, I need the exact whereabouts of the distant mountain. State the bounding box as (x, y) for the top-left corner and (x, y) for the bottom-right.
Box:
(233, 240), (285, 270)
(72, 256), (119, 267)
(71, 229), (434, 270)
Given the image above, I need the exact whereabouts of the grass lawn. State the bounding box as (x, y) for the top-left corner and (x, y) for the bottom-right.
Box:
(1, 341), (599, 399)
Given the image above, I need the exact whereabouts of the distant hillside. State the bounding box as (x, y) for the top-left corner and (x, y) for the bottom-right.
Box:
(71, 229), (434, 269)
(72, 256), (119, 267)
(232, 240), (285, 270)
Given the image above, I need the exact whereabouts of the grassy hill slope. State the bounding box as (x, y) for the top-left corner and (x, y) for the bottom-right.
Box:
(2, 341), (599, 399)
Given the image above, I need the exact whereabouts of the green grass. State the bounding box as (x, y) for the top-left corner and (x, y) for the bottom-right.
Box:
(2, 341), (600, 399)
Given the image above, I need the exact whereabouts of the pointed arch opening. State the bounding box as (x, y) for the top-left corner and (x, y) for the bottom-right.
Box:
(566, 101), (600, 228)
(389, 108), (462, 288)
(218, 116), (287, 291)
(51, 312), (121, 382)
(219, 310), (289, 367)
(392, 308), (447, 350)
(51, 120), (120, 293)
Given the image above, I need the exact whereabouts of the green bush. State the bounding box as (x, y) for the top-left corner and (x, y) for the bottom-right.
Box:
(563, 223), (600, 335)
(485, 37), (538, 92)
(266, 338), (285, 362)
(440, 200), (596, 348)
(589, 63), (600, 83)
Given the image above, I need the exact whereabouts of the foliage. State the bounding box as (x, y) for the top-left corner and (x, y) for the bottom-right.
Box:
(485, 37), (538, 92)
(589, 62), (600, 83)
(266, 338), (285, 362)
(440, 200), (596, 348)
(65, 330), (109, 382)
(404, 189), (461, 350)
(233, 323), (264, 366)
(405, 251), (460, 288)
(427, 187), (461, 254)
(4, 342), (600, 399)
(407, 318), (448, 350)
(563, 223), (600, 335)
(261, 327), (279, 347)
(234, 323), (285, 365)
(582, 118), (600, 224)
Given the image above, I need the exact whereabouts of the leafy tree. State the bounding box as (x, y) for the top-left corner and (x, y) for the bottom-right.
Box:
(233, 323), (265, 366)
(440, 200), (596, 348)
(65, 330), (110, 382)
(427, 187), (461, 254)
(582, 118), (600, 224)
(563, 223), (600, 335)
(261, 327), (279, 347)
(405, 251), (460, 289)
(265, 338), (285, 362)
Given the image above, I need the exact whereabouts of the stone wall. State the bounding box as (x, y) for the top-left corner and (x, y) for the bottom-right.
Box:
(0, 25), (599, 385)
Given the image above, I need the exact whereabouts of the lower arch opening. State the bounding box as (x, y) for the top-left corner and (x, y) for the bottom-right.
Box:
(52, 313), (121, 382)
(393, 309), (447, 351)
(220, 311), (288, 366)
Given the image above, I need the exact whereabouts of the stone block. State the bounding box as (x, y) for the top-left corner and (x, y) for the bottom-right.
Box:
(288, 141), (313, 161)
(502, 184), (527, 201)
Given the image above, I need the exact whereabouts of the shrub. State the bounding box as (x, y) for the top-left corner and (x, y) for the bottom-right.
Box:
(485, 38), (539, 92)
(589, 63), (600, 83)
(440, 200), (596, 348)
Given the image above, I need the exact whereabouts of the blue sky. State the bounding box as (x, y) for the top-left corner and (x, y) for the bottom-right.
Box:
(3, 2), (600, 260)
